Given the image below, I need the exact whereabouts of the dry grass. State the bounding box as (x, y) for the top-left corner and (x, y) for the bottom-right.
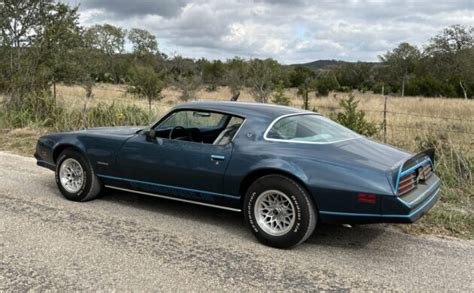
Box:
(314, 92), (473, 153)
(0, 128), (46, 156)
(56, 83), (473, 152)
(56, 84), (474, 160)
(1, 84), (472, 238)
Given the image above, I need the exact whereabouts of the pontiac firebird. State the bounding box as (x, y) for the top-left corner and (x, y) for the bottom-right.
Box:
(35, 101), (441, 248)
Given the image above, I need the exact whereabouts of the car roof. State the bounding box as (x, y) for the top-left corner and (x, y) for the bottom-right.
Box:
(173, 101), (314, 121)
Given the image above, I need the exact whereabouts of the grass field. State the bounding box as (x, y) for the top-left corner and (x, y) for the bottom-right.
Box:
(54, 83), (474, 147)
(1, 83), (472, 239)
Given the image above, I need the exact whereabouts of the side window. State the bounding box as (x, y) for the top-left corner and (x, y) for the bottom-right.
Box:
(267, 117), (298, 139)
(158, 110), (227, 129)
(213, 116), (244, 145)
(227, 116), (243, 128)
(266, 114), (359, 143)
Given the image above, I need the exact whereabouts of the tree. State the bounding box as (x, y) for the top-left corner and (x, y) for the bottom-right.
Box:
(271, 80), (290, 106)
(247, 58), (278, 103)
(167, 55), (201, 101)
(85, 24), (127, 83)
(173, 75), (202, 101)
(427, 24), (473, 54)
(314, 75), (339, 97)
(199, 59), (225, 91)
(85, 24), (126, 56)
(224, 57), (247, 96)
(71, 37), (101, 128)
(290, 66), (316, 109)
(289, 66), (315, 87)
(37, 2), (83, 101)
(128, 65), (164, 113)
(379, 43), (421, 97)
(331, 62), (374, 91)
(128, 28), (158, 59)
(0, 0), (52, 95)
(425, 25), (474, 99)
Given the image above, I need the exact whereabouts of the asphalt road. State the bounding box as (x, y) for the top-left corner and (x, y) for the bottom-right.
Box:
(0, 151), (473, 291)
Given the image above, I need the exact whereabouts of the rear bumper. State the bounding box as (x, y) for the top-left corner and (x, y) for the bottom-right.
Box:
(319, 177), (441, 224)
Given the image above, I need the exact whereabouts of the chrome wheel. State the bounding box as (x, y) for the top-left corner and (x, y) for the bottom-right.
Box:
(59, 158), (85, 193)
(254, 190), (296, 236)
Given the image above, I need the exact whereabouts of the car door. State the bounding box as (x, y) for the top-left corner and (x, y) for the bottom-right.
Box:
(114, 109), (236, 203)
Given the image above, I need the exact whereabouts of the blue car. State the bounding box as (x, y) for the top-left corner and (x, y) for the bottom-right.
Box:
(35, 101), (440, 248)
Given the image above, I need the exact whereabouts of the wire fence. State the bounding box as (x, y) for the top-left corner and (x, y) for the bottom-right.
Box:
(316, 105), (474, 122)
(59, 86), (473, 140)
(314, 100), (474, 142)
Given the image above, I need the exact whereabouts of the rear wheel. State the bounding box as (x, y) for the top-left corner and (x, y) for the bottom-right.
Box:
(244, 174), (317, 248)
(55, 149), (101, 202)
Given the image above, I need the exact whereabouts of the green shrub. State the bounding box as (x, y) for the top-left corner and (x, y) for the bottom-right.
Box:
(271, 80), (290, 106)
(332, 93), (377, 136)
(371, 82), (393, 94)
(315, 76), (339, 97)
(0, 93), (152, 131)
(1, 91), (64, 128)
(85, 103), (151, 128)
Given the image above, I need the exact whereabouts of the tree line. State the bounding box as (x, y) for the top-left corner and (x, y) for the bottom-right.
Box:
(1, 0), (473, 114)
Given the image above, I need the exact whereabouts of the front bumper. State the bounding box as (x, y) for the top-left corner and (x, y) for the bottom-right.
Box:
(34, 143), (56, 171)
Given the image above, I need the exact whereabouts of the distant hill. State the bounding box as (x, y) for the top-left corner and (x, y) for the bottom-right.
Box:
(290, 59), (379, 70)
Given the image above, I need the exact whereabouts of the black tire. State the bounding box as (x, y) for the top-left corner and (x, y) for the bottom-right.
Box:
(55, 148), (102, 202)
(244, 174), (317, 248)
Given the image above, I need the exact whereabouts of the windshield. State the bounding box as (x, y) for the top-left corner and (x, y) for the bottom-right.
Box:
(265, 114), (360, 143)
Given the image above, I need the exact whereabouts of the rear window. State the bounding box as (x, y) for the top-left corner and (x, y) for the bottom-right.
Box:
(265, 114), (359, 143)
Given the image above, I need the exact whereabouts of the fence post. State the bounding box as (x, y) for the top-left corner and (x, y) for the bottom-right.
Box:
(382, 85), (387, 143)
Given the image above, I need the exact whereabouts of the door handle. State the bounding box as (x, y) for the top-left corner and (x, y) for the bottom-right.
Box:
(211, 155), (225, 161)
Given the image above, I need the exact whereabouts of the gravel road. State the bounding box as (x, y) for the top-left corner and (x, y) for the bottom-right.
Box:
(0, 151), (473, 291)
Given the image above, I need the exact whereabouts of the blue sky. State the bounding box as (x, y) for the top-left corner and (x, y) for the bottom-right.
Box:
(63, 0), (474, 64)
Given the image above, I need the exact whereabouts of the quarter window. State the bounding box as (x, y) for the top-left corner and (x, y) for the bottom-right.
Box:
(266, 114), (359, 143)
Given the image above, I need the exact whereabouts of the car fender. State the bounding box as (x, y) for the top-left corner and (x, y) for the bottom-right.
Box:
(247, 158), (309, 183)
(52, 137), (88, 162)
(231, 158), (312, 203)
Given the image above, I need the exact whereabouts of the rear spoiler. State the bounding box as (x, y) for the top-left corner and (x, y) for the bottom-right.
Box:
(392, 148), (435, 193)
(401, 148), (435, 173)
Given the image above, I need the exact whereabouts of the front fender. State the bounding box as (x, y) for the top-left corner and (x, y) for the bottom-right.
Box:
(50, 133), (128, 174)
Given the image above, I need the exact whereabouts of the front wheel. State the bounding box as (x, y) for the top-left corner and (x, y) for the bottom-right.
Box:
(55, 149), (102, 202)
(244, 175), (317, 248)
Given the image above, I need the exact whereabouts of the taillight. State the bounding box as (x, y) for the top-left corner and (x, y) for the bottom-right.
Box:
(398, 173), (416, 195)
(357, 193), (376, 204)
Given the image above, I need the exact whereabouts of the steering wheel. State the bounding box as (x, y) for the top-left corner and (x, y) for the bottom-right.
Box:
(169, 126), (190, 140)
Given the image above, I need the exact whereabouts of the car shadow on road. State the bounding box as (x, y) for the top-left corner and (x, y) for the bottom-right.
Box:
(98, 188), (388, 250)
(99, 188), (247, 230)
(306, 224), (387, 249)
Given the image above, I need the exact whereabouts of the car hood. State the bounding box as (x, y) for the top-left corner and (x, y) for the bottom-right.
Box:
(81, 126), (144, 136)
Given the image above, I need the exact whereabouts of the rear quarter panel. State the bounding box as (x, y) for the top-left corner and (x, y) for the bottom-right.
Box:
(226, 120), (407, 214)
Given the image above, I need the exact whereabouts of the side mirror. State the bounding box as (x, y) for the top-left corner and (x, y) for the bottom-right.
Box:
(144, 129), (156, 139)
